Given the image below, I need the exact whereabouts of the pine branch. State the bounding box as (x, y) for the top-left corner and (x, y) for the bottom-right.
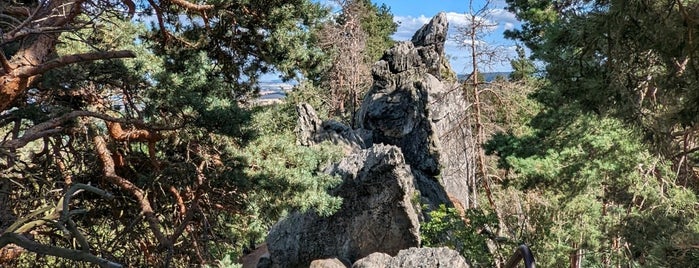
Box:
(0, 233), (122, 268)
(16, 50), (136, 78)
(167, 0), (214, 11)
(91, 128), (172, 249)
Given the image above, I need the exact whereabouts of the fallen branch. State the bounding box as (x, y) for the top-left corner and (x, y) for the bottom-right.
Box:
(2, 183), (118, 266)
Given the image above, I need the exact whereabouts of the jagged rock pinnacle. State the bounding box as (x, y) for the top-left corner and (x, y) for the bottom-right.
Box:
(411, 11), (448, 56)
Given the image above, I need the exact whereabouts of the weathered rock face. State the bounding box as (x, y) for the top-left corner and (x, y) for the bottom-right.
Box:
(352, 247), (470, 268)
(296, 103), (371, 152)
(265, 144), (420, 267)
(351, 252), (392, 268)
(411, 12), (452, 80)
(262, 12), (477, 268)
(356, 12), (470, 210)
(427, 79), (475, 210)
(309, 258), (350, 268)
(357, 41), (438, 175)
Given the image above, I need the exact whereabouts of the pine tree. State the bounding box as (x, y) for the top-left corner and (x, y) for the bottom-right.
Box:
(0, 1), (341, 266)
(489, 0), (699, 266)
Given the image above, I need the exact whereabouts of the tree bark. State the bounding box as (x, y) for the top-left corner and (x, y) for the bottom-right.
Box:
(0, 1), (134, 112)
(92, 132), (171, 249)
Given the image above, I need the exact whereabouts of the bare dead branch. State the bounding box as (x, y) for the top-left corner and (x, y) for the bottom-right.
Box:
(58, 183), (114, 224)
(3, 207), (53, 234)
(1, 6), (31, 17)
(1, 110), (179, 152)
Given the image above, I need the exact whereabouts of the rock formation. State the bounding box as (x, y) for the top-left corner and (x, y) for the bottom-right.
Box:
(264, 144), (420, 267)
(352, 247), (469, 268)
(356, 12), (472, 210)
(262, 11), (477, 268)
(296, 103), (371, 152)
(310, 258), (351, 268)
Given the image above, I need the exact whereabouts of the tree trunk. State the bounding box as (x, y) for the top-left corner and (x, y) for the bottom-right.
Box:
(0, 34), (59, 111)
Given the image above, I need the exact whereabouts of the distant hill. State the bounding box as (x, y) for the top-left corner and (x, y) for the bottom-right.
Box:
(457, 72), (511, 82)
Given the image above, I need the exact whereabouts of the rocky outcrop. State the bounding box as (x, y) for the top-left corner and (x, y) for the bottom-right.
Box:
(296, 103), (371, 151)
(263, 12), (477, 268)
(265, 144), (420, 267)
(352, 247), (469, 268)
(351, 252), (392, 268)
(356, 12), (470, 210)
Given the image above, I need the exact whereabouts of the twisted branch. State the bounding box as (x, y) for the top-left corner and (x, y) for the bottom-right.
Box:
(92, 127), (172, 249)
(0, 233), (122, 268)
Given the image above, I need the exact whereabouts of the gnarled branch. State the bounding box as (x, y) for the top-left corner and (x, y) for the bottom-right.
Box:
(167, 0), (214, 12)
(1, 110), (178, 152)
(92, 127), (171, 249)
(15, 50), (136, 78)
(0, 233), (122, 268)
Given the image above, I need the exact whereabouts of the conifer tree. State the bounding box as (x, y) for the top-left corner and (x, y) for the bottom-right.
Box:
(0, 1), (341, 266)
(487, 0), (699, 266)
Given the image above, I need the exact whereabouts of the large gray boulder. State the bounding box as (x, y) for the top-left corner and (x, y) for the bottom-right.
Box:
(352, 247), (469, 268)
(351, 252), (392, 268)
(265, 144), (420, 267)
(309, 258), (350, 268)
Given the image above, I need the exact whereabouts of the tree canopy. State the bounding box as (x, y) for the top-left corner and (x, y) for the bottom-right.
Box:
(0, 0), (347, 266)
(482, 0), (699, 266)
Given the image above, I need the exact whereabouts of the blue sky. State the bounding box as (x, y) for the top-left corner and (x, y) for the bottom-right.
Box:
(260, 0), (521, 80)
(369, 0), (521, 73)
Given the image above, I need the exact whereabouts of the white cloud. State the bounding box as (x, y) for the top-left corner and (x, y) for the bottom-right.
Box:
(392, 8), (519, 40)
(461, 39), (488, 47)
(445, 12), (495, 30)
(318, 0), (341, 11)
(392, 15), (432, 41)
(490, 8), (519, 25)
(389, 8), (521, 73)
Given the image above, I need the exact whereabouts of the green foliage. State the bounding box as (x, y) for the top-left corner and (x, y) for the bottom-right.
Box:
(496, 1), (699, 265)
(508, 45), (536, 82)
(358, 0), (398, 62)
(286, 81), (332, 120)
(310, 0), (396, 121)
(238, 104), (344, 219)
(0, 1), (345, 266)
(149, 0), (329, 92)
(490, 114), (699, 266)
(421, 204), (499, 267)
(209, 255), (243, 268)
